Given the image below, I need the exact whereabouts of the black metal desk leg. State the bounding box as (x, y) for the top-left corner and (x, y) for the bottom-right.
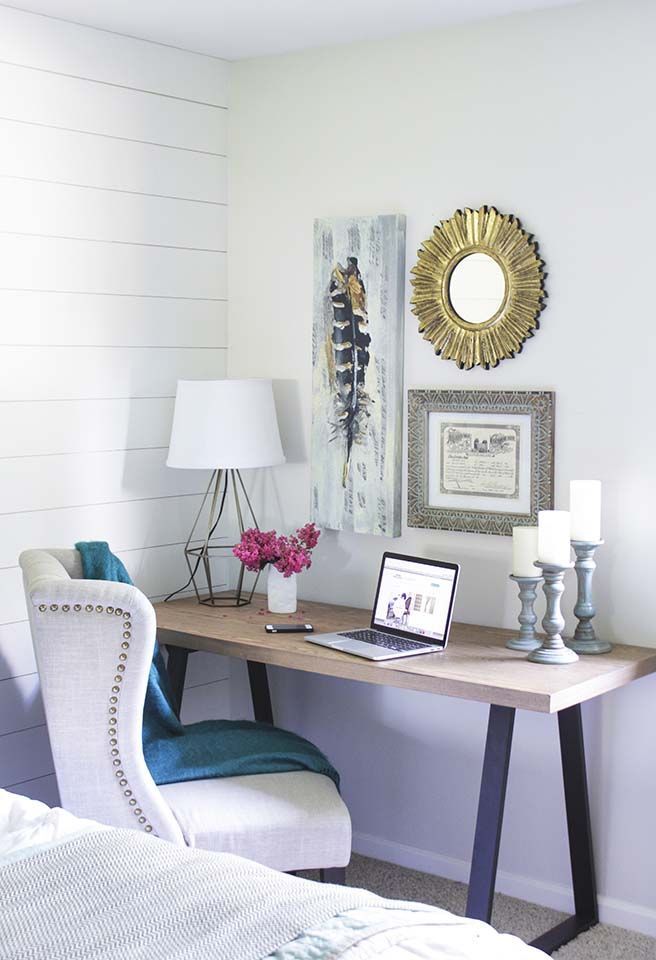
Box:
(247, 660), (273, 724)
(559, 704), (598, 923)
(165, 645), (191, 718)
(466, 704), (516, 923)
(530, 705), (598, 954)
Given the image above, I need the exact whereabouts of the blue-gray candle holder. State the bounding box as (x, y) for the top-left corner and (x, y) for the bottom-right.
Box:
(566, 540), (611, 655)
(507, 574), (543, 652)
(528, 561), (579, 665)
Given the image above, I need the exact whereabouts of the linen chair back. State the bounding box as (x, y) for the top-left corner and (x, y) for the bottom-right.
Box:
(19, 549), (183, 842)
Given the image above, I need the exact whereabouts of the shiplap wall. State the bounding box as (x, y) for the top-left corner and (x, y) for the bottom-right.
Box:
(0, 6), (231, 805)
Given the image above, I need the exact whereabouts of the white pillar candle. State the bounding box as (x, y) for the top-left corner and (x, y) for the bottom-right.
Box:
(512, 526), (539, 577)
(538, 510), (571, 567)
(570, 480), (602, 542)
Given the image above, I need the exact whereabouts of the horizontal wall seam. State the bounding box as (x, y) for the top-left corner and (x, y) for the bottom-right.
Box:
(0, 670), (37, 683)
(0, 174), (227, 207)
(184, 677), (230, 691)
(0, 396), (176, 405)
(0, 57), (229, 110)
(0, 720), (47, 740)
(2, 770), (55, 790)
(0, 229), (226, 254)
(0, 445), (170, 462)
(0, 116), (228, 158)
(0, 345), (227, 351)
(0, 490), (207, 519)
(0, 287), (227, 302)
(1, 536), (229, 571)
(0, 2), (231, 64)
(0, 395), (176, 404)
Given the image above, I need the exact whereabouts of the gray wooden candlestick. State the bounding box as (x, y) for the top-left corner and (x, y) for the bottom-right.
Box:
(507, 574), (543, 651)
(566, 540), (611, 655)
(528, 561), (579, 665)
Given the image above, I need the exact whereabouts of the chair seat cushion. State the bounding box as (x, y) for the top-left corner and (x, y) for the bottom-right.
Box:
(158, 771), (351, 872)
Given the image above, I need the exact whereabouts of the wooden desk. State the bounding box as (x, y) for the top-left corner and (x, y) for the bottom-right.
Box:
(155, 594), (656, 956)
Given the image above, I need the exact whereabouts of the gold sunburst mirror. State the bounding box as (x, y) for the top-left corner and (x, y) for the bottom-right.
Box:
(410, 206), (546, 370)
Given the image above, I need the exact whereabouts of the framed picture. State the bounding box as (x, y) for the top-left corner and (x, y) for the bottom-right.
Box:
(407, 389), (554, 536)
(311, 214), (406, 537)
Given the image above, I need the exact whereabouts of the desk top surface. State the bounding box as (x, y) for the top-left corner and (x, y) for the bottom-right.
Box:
(154, 594), (656, 714)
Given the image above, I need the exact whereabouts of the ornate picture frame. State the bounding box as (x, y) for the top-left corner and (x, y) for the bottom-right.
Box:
(407, 389), (554, 536)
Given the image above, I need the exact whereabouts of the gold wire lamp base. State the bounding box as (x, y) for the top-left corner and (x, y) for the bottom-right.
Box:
(183, 468), (260, 607)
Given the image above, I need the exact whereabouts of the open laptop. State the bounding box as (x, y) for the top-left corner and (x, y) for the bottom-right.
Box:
(307, 552), (459, 661)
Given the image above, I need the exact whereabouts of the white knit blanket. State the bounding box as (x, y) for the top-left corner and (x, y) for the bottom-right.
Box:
(0, 829), (383, 960)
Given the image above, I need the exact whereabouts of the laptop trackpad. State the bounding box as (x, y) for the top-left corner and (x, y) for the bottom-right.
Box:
(334, 638), (383, 657)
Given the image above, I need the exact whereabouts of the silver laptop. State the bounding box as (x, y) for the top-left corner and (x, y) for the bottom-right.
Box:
(306, 552), (459, 661)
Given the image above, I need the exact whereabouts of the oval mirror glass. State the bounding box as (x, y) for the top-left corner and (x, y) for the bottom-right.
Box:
(449, 253), (506, 325)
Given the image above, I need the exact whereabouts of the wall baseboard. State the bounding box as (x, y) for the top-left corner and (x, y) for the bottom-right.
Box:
(352, 831), (656, 938)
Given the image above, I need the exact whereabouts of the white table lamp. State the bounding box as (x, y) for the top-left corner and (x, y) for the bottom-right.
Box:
(167, 379), (285, 606)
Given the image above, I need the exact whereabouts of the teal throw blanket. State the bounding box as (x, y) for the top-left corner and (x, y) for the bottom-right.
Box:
(76, 541), (339, 788)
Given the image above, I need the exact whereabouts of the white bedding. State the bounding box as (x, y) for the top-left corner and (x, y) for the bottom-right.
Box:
(0, 788), (105, 864)
(0, 789), (545, 960)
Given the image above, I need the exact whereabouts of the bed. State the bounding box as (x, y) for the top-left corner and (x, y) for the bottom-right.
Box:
(0, 789), (545, 960)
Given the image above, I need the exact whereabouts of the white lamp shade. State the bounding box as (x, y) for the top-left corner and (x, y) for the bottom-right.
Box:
(167, 379), (286, 470)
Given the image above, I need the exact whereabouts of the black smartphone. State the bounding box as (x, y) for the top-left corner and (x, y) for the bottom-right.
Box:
(265, 623), (314, 633)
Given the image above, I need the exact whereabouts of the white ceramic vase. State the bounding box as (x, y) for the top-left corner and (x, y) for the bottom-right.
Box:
(267, 565), (297, 614)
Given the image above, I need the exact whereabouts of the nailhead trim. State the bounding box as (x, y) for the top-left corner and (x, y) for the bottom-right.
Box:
(36, 600), (154, 836)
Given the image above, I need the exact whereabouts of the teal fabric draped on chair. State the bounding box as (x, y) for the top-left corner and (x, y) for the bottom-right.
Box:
(76, 541), (340, 788)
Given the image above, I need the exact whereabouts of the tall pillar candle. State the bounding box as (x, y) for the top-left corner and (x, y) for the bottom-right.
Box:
(512, 526), (539, 577)
(570, 480), (602, 542)
(537, 510), (571, 567)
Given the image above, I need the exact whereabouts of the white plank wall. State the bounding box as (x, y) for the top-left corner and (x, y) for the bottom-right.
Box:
(0, 6), (232, 806)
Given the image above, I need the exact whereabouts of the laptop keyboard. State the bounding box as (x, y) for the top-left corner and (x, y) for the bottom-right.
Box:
(337, 629), (431, 653)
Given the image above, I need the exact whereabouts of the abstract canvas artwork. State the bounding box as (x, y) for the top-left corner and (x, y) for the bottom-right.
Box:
(311, 215), (406, 537)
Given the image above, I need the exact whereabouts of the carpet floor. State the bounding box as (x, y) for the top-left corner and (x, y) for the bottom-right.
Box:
(318, 855), (656, 958)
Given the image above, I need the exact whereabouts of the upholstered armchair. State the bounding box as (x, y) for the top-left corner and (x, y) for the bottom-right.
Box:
(19, 549), (351, 878)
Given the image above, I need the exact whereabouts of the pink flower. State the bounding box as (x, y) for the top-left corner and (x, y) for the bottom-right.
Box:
(297, 522), (321, 550)
(232, 522), (322, 577)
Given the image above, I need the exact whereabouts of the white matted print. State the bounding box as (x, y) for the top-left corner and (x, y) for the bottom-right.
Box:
(427, 410), (532, 515)
(311, 215), (405, 537)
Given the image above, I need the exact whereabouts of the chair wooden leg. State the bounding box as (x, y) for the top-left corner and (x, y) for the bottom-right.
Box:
(320, 867), (346, 885)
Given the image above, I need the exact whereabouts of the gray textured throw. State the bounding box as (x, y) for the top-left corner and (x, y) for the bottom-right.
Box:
(0, 830), (381, 960)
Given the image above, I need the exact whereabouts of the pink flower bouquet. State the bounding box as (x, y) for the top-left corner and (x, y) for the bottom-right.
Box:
(233, 523), (321, 578)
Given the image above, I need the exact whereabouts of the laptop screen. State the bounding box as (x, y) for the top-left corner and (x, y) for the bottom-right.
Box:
(371, 554), (459, 645)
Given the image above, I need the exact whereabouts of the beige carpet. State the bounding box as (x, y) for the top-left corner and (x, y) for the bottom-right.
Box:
(307, 855), (656, 959)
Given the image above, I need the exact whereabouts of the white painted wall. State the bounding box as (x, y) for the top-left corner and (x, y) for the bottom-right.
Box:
(228, 0), (656, 934)
(0, 6), (231, 804)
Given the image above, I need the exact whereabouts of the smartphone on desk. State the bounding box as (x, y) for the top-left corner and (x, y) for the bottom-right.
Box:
(265, 623), (314, 634)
